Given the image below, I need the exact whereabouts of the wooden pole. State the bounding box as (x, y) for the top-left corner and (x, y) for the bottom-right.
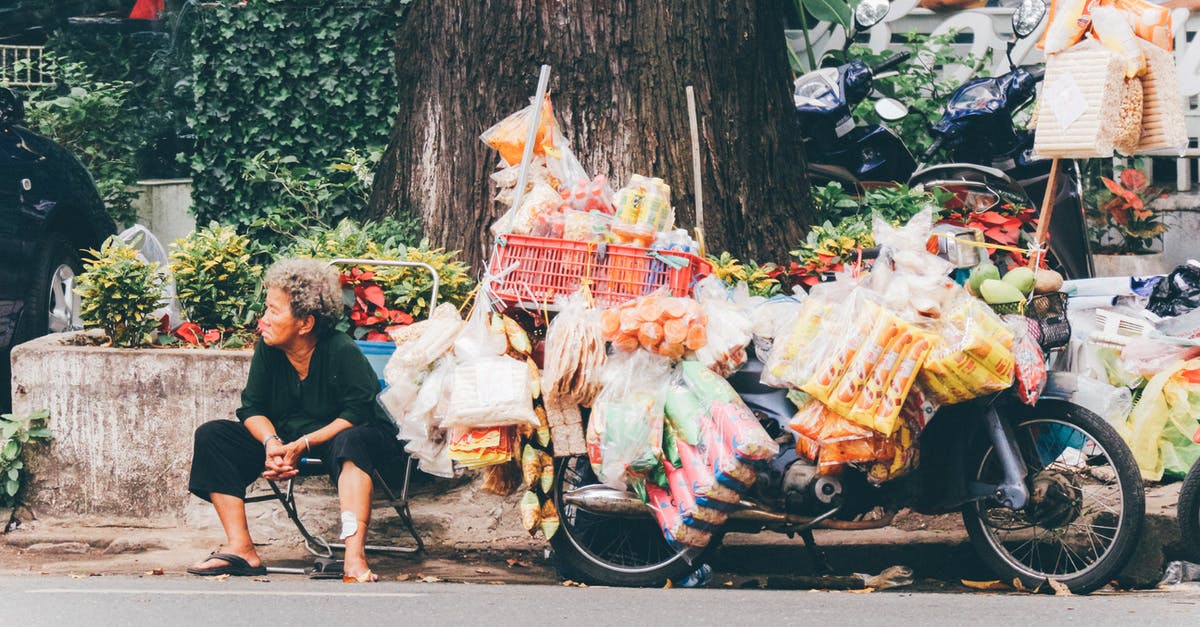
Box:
(686, 85), (706, 257)
(1033, 157), (1060, 250)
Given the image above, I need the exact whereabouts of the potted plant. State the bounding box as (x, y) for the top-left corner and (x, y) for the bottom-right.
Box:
(1085, 164), (1169, 277)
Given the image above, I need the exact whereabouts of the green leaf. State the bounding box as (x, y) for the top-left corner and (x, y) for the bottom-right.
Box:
(4, 478), (18, 497)
(801, 0), (853, 32)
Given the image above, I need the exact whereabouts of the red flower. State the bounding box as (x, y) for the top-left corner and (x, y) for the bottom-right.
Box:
(174, 322), (203, 345)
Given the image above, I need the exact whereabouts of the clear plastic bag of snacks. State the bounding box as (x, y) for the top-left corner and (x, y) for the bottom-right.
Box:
(586, 351), (672, 488)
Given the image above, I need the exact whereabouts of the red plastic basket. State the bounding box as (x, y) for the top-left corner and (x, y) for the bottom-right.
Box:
(488, 234), (711, 308)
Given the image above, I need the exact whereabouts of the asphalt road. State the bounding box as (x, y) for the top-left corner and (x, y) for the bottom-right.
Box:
(0, 576), (1197, 627)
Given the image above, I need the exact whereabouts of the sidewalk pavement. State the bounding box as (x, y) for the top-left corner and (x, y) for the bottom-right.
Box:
(0, 479), (1189, 588)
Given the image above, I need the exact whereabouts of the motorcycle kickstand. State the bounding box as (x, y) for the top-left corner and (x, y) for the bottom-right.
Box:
(799, 528), (834, 575)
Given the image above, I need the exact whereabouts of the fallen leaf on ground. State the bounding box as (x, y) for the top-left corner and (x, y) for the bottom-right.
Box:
(214, 574), (231, 582)
(1048, 579), (1073, 596)
(848, 588), (876, 594)
(68, 574), (84, 580)
(1012, 578), (1039, 593)
(396, 574), (412, 581)
(506, 558), (533, 568)
(962, 579), (1010, 591)
(252, 577), (270, 583)
(145, 568), (164, 576)
(724, 581), (734, 587)
(562, 579), (587, 587)
(487, 581), (507, 585)
(663, 580), (673, 589)
(474, 569), (492, 575)
(418, 575), (442, 583)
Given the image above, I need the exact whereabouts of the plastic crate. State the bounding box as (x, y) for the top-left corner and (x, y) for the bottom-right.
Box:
(488, 234), (711, 308)
(354, 339), (395, 388)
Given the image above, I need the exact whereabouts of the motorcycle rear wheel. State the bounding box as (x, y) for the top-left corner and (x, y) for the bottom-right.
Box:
(1177, 457), (1200, 562)
(549, 455), (711, 587)
(961, 400), (1144, 594)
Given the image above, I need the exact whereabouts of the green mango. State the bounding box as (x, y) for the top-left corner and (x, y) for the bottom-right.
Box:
(969, 262), (1000, 295)
(980, 279), (1025, 304)
(1002, 266), (1036, 296)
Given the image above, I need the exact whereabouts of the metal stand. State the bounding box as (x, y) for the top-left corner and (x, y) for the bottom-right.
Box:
(247, 455), (424, 568)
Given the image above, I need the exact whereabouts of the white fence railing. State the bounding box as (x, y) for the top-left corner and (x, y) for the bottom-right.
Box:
(787, 2), (1200, 190)
(0, 44), (51, 87)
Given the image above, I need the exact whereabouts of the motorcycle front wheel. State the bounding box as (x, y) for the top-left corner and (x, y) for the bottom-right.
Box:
(548, 455), (710, 587)
(961, 400), (1144, 594)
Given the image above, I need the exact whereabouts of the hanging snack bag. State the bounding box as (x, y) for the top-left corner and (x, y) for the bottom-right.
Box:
(1111, 0), (1173, 51)
(586, 351), (672, 488)
(1091, 6), (1146, 78)
(646, 483), (713, 549)
(664, 370), (706, 445)
(680, 360), (779, 461)
(1032, 40), (1128, 159)
(919, 298), (1016, 406)
(1039, 0), (1099, 53)
(1006, 315), (1048, 406)
(692, 276), (754, 377)
(676, 436), (742, 509)
(1137, 39), (1188, 152)
(543, 292), (606, 407)
(480, 95), (558, 167)
(600, 293), (707, 358)
(664, 460), (728, 528)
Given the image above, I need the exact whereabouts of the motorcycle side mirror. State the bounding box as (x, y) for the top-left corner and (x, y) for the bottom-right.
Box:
(854, 0), (890, 30)
(0, 88), (24, 124)
(875, 98), (908, 122)
(1012, 0), (1048, 39)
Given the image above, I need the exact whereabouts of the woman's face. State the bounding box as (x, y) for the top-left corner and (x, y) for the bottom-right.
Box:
(260, 287), (312, 347)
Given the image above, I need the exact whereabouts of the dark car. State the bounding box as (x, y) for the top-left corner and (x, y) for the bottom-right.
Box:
(1, 87), (116, 412)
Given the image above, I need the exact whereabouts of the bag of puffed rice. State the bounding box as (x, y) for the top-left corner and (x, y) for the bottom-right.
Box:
(1033, 41), (1126, 159)
(1136, 39), (1188, 153)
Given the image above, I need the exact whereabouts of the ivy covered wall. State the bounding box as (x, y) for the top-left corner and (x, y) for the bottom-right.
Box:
(188, 0), (405, 226)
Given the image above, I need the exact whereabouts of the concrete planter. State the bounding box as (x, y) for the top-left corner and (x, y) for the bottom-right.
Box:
(1091, 252), (1170, 277)
(9, 333), (250, 519)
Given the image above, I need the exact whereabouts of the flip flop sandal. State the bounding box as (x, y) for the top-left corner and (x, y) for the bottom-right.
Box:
(342, 569), (378, 583)
(186, 552), (268, 577)
(307, 557), (345, 580)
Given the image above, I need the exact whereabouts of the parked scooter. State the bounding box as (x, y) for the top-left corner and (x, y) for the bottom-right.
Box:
(795, 0), (916, 188)
(549, 248), (1145, 594)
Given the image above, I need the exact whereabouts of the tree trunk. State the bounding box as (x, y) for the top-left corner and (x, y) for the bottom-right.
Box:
(368, 0), (813, 270)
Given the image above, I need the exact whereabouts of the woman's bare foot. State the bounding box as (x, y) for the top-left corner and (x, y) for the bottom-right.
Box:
(342, 555), (377, 582)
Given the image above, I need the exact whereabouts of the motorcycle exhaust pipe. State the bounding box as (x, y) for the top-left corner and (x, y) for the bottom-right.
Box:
(561, 486), (800, 522)
(562, 486), (894, 530)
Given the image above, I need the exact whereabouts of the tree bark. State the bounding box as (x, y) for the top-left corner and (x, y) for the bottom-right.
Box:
(369, 0), (813, 270)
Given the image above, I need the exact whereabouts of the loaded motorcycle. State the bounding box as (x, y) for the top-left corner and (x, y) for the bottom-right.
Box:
(549, 258), (1144, 595)
(552, 4), (1142, 582)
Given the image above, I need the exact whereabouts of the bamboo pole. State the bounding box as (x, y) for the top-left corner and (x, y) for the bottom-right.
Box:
(1033, 157), (1060, 249)
(686, 85), (706, 257)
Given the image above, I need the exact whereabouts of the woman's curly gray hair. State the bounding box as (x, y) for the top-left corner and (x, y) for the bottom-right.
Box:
(264, 258), (342, 335)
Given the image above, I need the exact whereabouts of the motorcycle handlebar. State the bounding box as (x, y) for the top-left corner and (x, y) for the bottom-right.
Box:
(1024, 65), (1045, 82)
(921, 135), (946, 162)
(871, 51), (911, 75)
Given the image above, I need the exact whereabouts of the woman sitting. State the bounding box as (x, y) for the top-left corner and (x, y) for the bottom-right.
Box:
(187, 258), (397, 582)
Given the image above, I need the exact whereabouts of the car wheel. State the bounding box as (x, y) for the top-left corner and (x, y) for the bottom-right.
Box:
(16, 233), (83, 344)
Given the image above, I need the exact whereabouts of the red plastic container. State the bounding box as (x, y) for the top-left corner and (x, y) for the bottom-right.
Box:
(488, 234), (710, 308)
